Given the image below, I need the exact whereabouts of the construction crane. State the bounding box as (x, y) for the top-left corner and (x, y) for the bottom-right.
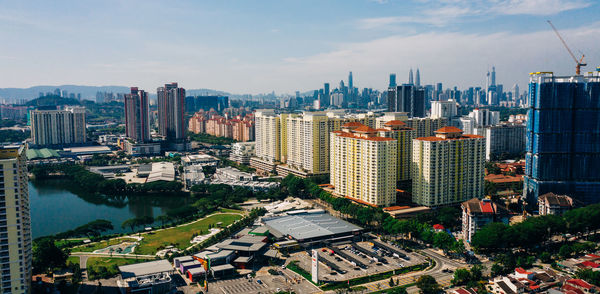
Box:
(547, 20), (586, 75)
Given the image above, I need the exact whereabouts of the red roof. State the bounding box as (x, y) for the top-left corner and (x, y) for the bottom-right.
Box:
(587, 254), (600, 259)
(480, 201), (494, 213)
(353, 125), (377, 133)
(383, 120), (407, 126)
(342, 122), (364, 127)
(515, 267), (532, 274)
(581, 261), (600, 268)
(435, 126), (463, 133)
(567, 279), (594, 289)
(334, 132), (395, 142)
(433, 224), (445, 230)
(563, 284), (585, 294)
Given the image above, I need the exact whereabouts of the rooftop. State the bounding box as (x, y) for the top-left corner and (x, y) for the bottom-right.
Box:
(119, 260), (173, 278)
(462, 198), (511, 215)
(263, 211), (362, 241)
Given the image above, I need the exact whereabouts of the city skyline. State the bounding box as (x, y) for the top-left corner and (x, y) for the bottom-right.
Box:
(0, 0), (599, 94)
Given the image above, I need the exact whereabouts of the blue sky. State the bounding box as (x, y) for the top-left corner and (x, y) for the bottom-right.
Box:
(0, 0), (598, 94)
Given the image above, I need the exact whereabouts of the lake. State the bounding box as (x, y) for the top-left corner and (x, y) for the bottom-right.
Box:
(29, 179), (191, 238)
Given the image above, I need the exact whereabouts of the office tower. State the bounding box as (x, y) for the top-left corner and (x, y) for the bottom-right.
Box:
(330, 123), (397, 206)
(430, 100), (457, 119)
(0, 145), (32, 294)
(491, 66), (496, 86)
(157, 82), (186, 141)
(378, 120), (415, 182)
(513, 84), (520, 102)
(322, 83), (330, 107)
(389, 74), (397, 88)
(523, 72), (600, 204)
(124, 87), (150, 143)
(348, 72), (353, 90)
(387, 85), (425, 118)
(30, 107), (86, 146)
(53, 88), (61, 96)
(484, 123), (526, 160)
(468, 108), (499, 128)
(415, 68), (421, 87)
(408, 69), (414, 85)
(412, 127), (485, 207)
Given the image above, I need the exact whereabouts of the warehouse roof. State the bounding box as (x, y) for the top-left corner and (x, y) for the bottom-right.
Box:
(264, 211), (362, 241)
(119, 260), (173, 278)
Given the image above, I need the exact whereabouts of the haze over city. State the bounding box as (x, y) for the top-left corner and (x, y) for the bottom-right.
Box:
(1, 0), (599, 94)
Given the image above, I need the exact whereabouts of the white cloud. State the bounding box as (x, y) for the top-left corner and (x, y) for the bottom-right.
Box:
(494, 0), (591, 15)
(357, 0), (591, 29)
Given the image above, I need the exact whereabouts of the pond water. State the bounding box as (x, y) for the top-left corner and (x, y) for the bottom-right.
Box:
(29, 179), (191, 238)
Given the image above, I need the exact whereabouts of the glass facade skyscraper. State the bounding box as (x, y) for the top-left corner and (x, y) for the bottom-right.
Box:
(523, 73), (600, 205)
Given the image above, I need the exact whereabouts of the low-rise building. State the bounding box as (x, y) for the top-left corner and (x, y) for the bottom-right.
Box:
(183, 165), (206, 188)
(214, 166), (256, 181)
(538, 193), (574, 215)
(146, 162), (175, 183)
(462, 197), (511, 242)
(229, 142), (255, 165)
(181, 153), (219, 167)
(123, 140), (161, 156)
(118, 260), (173, 294)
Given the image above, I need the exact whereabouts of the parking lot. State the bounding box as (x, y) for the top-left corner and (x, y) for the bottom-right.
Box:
(289, 240), (424, 282)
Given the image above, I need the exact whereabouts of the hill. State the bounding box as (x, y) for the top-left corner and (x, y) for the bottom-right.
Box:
(25, 95), (81, 107)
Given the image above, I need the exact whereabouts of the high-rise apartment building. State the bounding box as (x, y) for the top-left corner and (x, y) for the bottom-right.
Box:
(30, 106), (86, 146)
(330, 124), (397, 207)
(0, 145), (32, 294)
(430, 100), (457, 119)
(484, 123), (526, 160)
(124, 87), (150, 143)
(412, 127), (485, 207)
(252, 110), (378, 177)
(524, 73), (600, 204)
(157, 82), (186, 141)
(377, 120), (415, 182)
(468, 108), (499, 128)
(387, 84), (425, 118)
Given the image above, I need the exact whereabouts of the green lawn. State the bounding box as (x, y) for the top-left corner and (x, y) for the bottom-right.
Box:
(87, 257), (152, 268)
(67, 256), (80, 266)
(219, 208), (244, 214)
(71, 237), (139, 252)
(135, 213), (242, 255)
(87, 257), (153, 280)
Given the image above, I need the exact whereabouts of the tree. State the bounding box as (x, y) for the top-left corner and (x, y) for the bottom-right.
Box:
(121, 218), (139, 232)
(33, 238), (69, 273)
(389, 277), (395, 287)
(469, 265), (484, 282)
(388, 287), (408, 294)
(539, 252), (552, 264)
(490, 263), (504, 277)
(559, 244), (572, 258)
(416, 275), (442, 294)
(452, 269), (471, 286)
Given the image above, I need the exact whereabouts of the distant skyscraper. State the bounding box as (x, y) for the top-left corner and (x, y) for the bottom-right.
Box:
(389, 74), (397, 88)
(0, 144), (32, 294)
(387, 85), (425, 118)
(348, 71), (353, 90)
(409, 68), (414, 85)
(322, 83), (330, 107)
(513, 84), (520, 101)
(491, 66), (496, 86)
(157, 82), (186, 142)
(124, 87), (150, 143)
(415, 68), (421, 87)
(30, 107), (86, 146)
(523, 73), (600, 204)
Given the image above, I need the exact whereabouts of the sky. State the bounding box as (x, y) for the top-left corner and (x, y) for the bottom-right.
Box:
(0, 0), (599, 95)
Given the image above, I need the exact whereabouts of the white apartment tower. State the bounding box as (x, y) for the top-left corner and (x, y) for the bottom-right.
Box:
(30, 106), (86, 146)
